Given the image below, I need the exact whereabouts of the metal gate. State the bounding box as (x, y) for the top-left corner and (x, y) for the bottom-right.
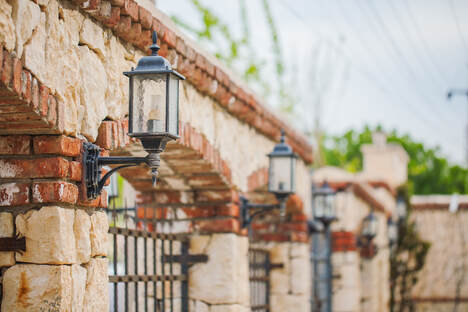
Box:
(249, 248), (282, 312)
(107, 196), (207, 311)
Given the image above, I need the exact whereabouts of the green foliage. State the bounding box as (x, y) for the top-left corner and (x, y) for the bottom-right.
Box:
(171, 0), (294, 112)
(322, 125), (468, 195)
(389, 188), (431, 312)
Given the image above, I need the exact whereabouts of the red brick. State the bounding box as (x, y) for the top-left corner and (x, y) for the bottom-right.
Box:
(138, 29), (153, 50)
(55, 97), (65, 132)
(121, 0), (139, 22)
(47, 95), (57, 126)
(109, 0), (125, 6)
(151, 18), (165, 41)
(278, 222), (308, 232)
(81, 0), (101, 12)
(138, 6), (152, 29)
(30, 78), (39, 114)
(0, 47), (3, 74)
(99, 189), (108, 208)
(1, 50), (13, 89)
(194, 218), (239, 233)
(195, 189), (238, 203)
(33, 135), (82, 157)
(38, 85), (49, 117)
(0, 182), (30, 206)
(183, 206), (215, 218)
(259, 233), (289, 242)
(291, 232), (308, 243)
(68, 161), (82, 181)
(216, 204), (239, 217)
(12, 57), (22, 95)
(20, 70), (31, 103)
(115, 15), (132, 37)
(32, 181), (78, 204)
(101, 6), (120, 27)
(0, 157), (69, 178)
(0, 135), (31, 155)
(163, 28), (177, 49)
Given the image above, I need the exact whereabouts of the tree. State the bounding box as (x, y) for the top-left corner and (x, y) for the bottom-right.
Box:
(322, 125), (468, 195)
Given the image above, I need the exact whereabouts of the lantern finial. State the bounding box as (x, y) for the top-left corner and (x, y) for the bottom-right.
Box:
(150, 31), (160, 56)
(280, 129), (285, 143)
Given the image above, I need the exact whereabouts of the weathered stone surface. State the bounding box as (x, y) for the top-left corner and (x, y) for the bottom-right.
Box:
(290, 257), (309, 295)
(211, 304), (250, 312)
(74, 209), (91, 263)
(90, 211), (109, 257)
(80, 17), (106, 57)
(16, 206), (76, 264)
(189, 300), (210, 312)
(83, 258), (109, 312)
(189, 234), (249, 305)
(0, 0), (15, 52)
(78, 45), (108, 140)
(1, 263), (86, 312)
(270, 294), (309, 312)
(0, 212), (15, 267)
(11, 0), (41, 58)
(23, 11), (46, 82)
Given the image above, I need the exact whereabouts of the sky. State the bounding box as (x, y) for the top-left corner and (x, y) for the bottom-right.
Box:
(157, 0), (468, 165)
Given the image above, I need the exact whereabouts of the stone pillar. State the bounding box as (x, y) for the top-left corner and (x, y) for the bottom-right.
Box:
(0, 135), (109, 311)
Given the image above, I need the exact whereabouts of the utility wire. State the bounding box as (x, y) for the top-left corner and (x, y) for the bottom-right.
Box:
(362, 0), (451, 129)
(403, 0), (453, 85)
(449, 0), (468, 59)
(279, 0), (460, 148)
(387, 0), (455, 124)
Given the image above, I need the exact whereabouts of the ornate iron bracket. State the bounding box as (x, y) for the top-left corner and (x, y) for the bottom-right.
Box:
(0, 236), (26, 253)
(240, 195), (288, 229)
(83, 142), (161, 199)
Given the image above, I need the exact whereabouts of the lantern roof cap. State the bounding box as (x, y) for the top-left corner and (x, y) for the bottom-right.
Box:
(268, 130), (297, 157)
(124, 31), (185, 79)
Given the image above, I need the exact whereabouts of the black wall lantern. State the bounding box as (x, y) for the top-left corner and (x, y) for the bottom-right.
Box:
(396, 195), (407, 222)
(358, 211), (378, 246)
(240, 130), (298, 228)
(387, 217), (398, 251)
(312, 181), (337, 226)
(83, 31), (185, 199)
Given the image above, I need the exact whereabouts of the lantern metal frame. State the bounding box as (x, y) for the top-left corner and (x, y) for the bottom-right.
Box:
(83, 31), (185, 199)
(312, 181), (338, 226)
(240, 130), (298, 229)
(357, 210), (379, 248)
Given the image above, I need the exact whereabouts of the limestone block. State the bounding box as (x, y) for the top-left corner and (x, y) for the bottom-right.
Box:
(16, 206), (77, 264)
(78, 45), (108, 140)
(290, 243), (308, 258)
(74, 209), (91, 263)
(1, 263), (86, 312)
(270, 294), (309, 312)
(189, 234), (249, 305)
(270, 243), (289, 265)
(290, 257), (309, 295)
(103, 35), (132, 120)
(44, 0), (81, 136)
(80, 18), (106, 57)
(23, 11), (46, 82)
(0, 0), (15, 51)
(270, 268), (289, 295)
(189, 235), (211, 254)
(0, 212), (15, 267)
(90, 211), (109, 257)
(11, 0), (41, 58)
(190, 300), (210, 312)
(210, 304), (250, 312)
(83, 258), (109, 311)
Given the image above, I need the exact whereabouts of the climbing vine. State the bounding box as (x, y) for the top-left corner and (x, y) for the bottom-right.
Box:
(389, 186), (430, 312)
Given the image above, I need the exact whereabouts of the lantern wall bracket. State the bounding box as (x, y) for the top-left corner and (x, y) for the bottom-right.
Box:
(83, 142), (161, 199)
(240, 195), (289, 229)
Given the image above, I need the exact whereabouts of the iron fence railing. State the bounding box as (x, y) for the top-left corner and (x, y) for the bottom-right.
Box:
(107, 200), (207, 312)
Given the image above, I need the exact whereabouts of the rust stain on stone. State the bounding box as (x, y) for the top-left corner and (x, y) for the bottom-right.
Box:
(18, 271), (31, 307)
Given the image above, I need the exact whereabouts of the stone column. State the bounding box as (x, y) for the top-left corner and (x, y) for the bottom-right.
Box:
(0, 135), (109, 311)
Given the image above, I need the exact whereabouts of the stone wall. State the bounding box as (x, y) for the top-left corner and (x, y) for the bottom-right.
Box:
(0, 0), (315, 311)
(411, 204), (468, 311)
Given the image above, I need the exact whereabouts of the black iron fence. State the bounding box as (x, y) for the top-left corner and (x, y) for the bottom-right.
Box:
(107, 200), (207, 312)
(249, 248), (283, 312)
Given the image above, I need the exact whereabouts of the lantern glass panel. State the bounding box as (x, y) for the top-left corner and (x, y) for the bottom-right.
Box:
(397, 198), (407, 219)
(363, 213), (378, 238)
(269, 156), (293, 193)
(388, 220), (398, 243)
(167, 74), (180, 136)
(132, 74), (167, 134)
(313, 195), (325, 219)
(325, 194), (335, 218)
